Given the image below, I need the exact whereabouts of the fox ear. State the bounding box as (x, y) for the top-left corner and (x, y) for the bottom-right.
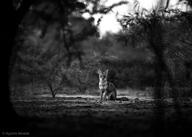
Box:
(106, 69), (109, 75)
(97, 69), (101, 74)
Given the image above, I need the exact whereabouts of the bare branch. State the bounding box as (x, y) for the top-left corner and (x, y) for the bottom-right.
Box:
(86, 1), (129, 15)
(165, 0), (170, 9)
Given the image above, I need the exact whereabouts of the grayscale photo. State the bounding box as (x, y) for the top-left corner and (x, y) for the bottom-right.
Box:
(3, 0), (192, 137)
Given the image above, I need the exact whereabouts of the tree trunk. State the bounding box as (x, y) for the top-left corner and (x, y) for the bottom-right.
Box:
(52, 91), (56, 98)
(47, 81), (56, 98)
(31, 75), (34, 93)
(4, 1), (33, 130)
(153, 55), (165, 137)
(150, 31), (181, 137)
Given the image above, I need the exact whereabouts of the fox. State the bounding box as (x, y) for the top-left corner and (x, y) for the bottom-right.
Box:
(97, 69), (117, 102)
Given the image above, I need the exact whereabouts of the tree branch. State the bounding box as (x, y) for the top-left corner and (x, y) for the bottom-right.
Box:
(86, 1), (128, 15)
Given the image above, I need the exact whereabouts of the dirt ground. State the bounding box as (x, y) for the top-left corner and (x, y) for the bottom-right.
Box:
(11, 94), (192, 137)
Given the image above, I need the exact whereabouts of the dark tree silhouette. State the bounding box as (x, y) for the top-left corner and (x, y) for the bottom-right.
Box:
(116, 0), (192, 136)
(6, 0), (129, 131)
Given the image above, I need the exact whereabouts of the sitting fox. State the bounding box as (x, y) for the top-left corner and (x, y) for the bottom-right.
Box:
(97, 69), (117, 101)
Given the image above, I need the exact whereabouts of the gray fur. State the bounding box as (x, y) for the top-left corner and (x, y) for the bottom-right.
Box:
(97, 69), (117, 101)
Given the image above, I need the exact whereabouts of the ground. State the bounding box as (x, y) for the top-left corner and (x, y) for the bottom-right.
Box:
(10, 89), (192, 137)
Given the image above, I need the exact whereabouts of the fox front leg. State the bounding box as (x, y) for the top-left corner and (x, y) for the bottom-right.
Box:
(103, 91), (107, 101)
(100, 91), (103, 102)
(99, 90), (105, 102)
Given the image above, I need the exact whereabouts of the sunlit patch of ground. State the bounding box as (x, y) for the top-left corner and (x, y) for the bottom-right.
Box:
(35, 88), (154, 99)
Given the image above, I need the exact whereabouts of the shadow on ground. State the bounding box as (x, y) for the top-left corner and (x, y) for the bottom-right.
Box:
(9, 95), (192, 137)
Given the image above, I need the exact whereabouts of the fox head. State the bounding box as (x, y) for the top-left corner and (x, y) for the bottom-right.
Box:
(97, 69), (108, 82)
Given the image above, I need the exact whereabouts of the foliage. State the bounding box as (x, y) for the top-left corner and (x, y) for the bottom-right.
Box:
(116, 0), (192, 99)
(62, 59), (98, 93)
(10, 0), (130, 97)
(10, 0), (192, 99)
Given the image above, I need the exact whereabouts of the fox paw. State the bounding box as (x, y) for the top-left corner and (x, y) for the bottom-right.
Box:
(97, 100), (103, 103)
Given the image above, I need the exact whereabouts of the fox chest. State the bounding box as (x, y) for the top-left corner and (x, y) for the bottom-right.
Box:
(99, 80), (108, 90)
